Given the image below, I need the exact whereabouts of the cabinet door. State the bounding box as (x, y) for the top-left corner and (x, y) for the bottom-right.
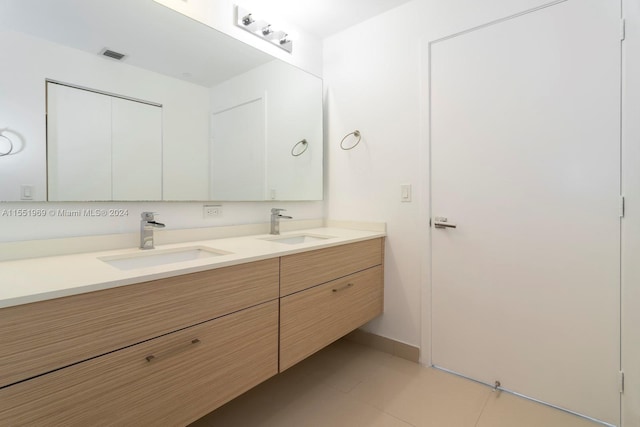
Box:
(0, 301), (278, 427)
(111, 97), (162, 200)
(0, 258), (279, 388)
(280, 238), (383, 296)
(47, 83), (112, 201)
(280, 266), (383, 371)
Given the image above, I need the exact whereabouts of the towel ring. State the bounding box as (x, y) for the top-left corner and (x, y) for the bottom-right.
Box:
(291, 139), (308, 157)
(0, 134), (14, 157)
(340, 130), (361, 150)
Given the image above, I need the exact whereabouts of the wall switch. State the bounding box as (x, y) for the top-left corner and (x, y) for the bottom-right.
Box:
(400, 184), (412, 202)
(203, 204), (222, 218)
(21, 185), (34, 200)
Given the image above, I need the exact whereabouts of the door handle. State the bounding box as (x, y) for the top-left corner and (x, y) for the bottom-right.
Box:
(145, 338), (201, 363)
(433, 217), (457, 229)
(332, 283), (354, 293)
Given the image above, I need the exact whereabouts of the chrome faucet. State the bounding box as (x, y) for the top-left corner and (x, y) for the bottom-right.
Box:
(270, 208), (292, 235)
(140, 212), (165, 250)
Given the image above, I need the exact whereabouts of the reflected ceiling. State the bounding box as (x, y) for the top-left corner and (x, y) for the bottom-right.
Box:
(0, 0), (272, 87)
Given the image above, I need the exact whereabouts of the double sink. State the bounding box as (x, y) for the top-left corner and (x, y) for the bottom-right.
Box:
(99, 233), (333, 271)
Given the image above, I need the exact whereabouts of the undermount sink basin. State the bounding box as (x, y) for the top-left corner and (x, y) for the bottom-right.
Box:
(99, 246), (230, 270)
(260, 233), (334, 245)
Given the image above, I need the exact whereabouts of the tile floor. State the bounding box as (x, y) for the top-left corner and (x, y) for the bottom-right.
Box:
(190, 339), (602, 427)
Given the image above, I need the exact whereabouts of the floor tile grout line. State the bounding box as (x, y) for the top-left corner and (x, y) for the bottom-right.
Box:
(473, 390), (495, 427)
(361, 400), (417, 427)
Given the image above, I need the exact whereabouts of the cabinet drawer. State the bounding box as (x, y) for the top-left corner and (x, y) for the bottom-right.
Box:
(0, 300), (278, 427)
(0, 258), (279, 388)
(280, 238), (383, 296)
(280, 266), (383, 371)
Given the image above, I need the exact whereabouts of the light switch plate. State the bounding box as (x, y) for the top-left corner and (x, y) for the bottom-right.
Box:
(400, 184), (412, 202)
(21, 185), (34, 200)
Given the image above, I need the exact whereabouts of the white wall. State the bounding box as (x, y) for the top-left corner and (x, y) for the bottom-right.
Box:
(323, 0), (577, 352)
(153, 0), (323, 77)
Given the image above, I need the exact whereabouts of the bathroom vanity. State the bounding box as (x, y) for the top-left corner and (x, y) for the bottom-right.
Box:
(0, 228), (384, 426)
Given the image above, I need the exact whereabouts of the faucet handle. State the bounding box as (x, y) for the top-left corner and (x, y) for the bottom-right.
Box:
(271, 208), (286, 214)
(141, 211), (158, 220)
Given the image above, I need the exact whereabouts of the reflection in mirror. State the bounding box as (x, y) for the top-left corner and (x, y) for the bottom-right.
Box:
(47, 82), (163, 201)
(210, 60), (323, 201)
(0, 0), (323, 202)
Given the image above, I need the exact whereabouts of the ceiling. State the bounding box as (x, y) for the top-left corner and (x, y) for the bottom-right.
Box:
(0, 0), (415, 87)
(238, 0), (415, 38)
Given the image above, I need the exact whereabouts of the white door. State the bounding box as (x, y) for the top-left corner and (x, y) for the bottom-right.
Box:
(210, 97), (266, 200)
(430, 1), (621, 424)
(47, 83), (162, 201)
(47, 83), (112, 201)
(111, 97), (162, 201)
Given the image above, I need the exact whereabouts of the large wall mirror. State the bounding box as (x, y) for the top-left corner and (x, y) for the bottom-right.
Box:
(0, 0), (323, 202)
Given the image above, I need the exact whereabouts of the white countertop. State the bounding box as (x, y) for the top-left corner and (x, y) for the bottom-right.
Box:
(0, 227), (385, 308)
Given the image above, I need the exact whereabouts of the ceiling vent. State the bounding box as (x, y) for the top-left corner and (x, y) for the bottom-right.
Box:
(99, 48), (126, 61)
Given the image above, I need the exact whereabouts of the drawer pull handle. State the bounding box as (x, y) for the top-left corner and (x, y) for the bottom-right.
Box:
(145, 338), (201, 363)
(332, 283), (354, 293)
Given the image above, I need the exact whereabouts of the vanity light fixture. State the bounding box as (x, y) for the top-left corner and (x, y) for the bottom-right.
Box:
(279, 34), (291, 46)
(235, 6), (293, 53)
(242, 13), (254, 26)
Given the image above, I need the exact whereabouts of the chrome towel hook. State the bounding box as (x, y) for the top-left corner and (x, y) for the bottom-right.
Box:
(0, 133), (14, 157)
(291, 139), (309, 157)
(340, 130), (361, 150)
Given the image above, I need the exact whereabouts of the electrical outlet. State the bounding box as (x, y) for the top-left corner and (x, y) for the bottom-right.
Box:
(203, 204), (222, 218)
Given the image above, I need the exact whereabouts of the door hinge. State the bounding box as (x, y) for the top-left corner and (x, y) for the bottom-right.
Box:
(621, 19), (626, 41)
(620, 196), (625, 218)
(619, 370), (625, 393)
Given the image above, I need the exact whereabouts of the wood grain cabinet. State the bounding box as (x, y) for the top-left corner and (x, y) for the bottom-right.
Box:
(0, 259), (279, 426)
(0, 258), (279, 388)
(0, 237), (385, 426)
(0, 301), (278, 426)
(279, 238), (385, 371)
(280, 238), (383, 296)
